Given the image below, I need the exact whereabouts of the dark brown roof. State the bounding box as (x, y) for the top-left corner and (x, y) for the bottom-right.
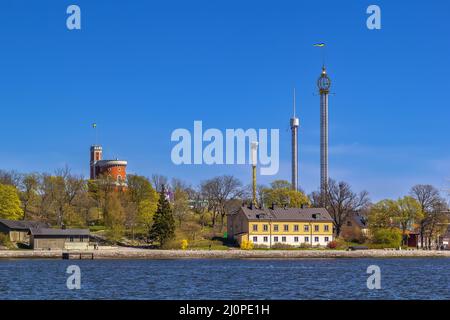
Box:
(348, 212), (368, 228)
(29, 228), (90, 236)
(237, 206), (333, 222)
(0, 219), (49, 230)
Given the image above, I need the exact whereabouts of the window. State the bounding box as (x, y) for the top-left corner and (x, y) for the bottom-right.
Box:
(274, 237), (279, 242)
(282, 237), (286, 242)
(305, 237), (309, 243)
(253, 236), (258, 242)
(314, 237), (319, 243)
(263, 224), (269, 232)
(304, 225), (309, 232)
(314, 225), (319, 232)
(324, 225), (329, 232)
(252, 224), (258, 232)
(325, 237), (329, 242)
(274, 225), (279, 232)
(263, 236), (268, 242)
(294, 225), (299, 232)
(294, 237), (299, 242)
(283, 225), (289, 232)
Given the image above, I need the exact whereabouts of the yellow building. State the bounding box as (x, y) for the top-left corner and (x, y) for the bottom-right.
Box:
(227, 205), (334, 247)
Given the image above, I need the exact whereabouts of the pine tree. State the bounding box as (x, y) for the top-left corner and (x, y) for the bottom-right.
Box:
(149, 185), (175, 247)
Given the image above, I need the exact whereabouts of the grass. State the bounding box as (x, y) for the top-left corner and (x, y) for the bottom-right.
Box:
(89, 225), (107, 232)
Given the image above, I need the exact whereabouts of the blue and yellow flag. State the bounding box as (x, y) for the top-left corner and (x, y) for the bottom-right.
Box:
(314, 43), (325, 47)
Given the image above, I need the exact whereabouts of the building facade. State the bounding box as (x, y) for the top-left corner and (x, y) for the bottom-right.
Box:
(29, 228), (90, 250)
(227, 205), (334, 247)
(0, 219), (49, 243)
(90, 145), (127, 186)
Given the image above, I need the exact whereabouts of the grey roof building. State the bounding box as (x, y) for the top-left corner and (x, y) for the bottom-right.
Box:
(0, 219), (50, 242)
(29, 228), (90, 250)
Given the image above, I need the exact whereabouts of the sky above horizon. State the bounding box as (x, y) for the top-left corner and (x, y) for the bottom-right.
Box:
(0, 0), (449, 202)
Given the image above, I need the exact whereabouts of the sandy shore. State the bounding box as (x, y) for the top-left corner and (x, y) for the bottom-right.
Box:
(1, 248), (450, 259)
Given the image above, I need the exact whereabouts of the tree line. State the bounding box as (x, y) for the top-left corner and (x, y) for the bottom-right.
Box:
(0, 168), (448, 248)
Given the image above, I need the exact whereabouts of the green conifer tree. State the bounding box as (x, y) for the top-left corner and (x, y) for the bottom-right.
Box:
(149, 185), (175, 247)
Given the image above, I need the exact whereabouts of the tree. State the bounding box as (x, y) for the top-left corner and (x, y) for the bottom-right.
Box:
(200, 175), (243, 229)
(126, 175), (159, 234)
(0, 184), (24, 220)
(391, 196), (422, 245)
(369, 199), (396, 230)
(104, 193), (126, 242)
(410, 184), (447, 248)
(422, 200), (448, 249)
(149, 185), (175, 247)
(19, 173), (40, 220)
(87, 174), (116, 222)
(0, 170), (21, 187)
(313, 179), (369, 237)
(173, 186), (190, 226)
(262, 180), (310, 208)
(151, 174), (168, 193)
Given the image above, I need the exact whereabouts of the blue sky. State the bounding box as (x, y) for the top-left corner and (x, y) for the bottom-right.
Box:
(0, 0), (449, 201)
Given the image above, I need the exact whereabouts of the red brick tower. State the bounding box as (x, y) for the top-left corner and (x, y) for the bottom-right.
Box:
(90, 145), (103, 179)
(90, 145), (127, 186)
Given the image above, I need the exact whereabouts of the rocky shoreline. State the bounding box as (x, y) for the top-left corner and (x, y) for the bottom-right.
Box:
(1, 248), (450, 260)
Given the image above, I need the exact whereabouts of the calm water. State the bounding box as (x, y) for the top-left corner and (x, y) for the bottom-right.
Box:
(0, 258), (449, 300)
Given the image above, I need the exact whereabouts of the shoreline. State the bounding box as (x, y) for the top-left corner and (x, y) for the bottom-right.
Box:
(1, 248), (450, 260)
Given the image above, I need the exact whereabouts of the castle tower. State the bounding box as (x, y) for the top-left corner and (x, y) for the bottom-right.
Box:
(317, 66), (331, 196)
(90, 144), (127, 187)
(290, 88), (299, 191)
(90, 145), (103, 179)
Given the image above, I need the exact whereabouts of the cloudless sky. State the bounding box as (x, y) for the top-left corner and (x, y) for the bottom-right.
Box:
(0, 0), (449, 201)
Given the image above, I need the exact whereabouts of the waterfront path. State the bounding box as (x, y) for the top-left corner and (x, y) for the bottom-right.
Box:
(1, 247), (450, 259)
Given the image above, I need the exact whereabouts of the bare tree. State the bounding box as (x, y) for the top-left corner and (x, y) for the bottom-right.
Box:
(0, 170), (21, 187)
(151, 174), (168, 193)
(200, 175), (244, 229)
(313, 179), (370, 236)
(410, 184), (446, 248)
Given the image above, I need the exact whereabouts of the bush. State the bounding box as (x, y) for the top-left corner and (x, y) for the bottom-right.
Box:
(371, 228), (402, 248)
(180, 239), (188, 250)
(240, 240), (254, 250)
(327, 240), (338, 249)
(298, 242), (312, 249)
(253, 244), (269, 249)
(271, 243), (297, 250)
(0, 234), (14, 249)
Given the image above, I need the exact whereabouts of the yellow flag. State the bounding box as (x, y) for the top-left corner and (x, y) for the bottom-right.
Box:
(314, 43), (325, 47)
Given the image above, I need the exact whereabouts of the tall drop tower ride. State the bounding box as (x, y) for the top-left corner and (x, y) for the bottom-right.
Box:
(317, 66), (331, 195)
(290, 88), (299, 191)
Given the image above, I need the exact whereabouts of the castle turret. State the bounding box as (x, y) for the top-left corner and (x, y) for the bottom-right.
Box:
(90, 145), (103, 179)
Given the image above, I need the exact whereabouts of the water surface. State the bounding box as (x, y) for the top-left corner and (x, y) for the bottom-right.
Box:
(0, 258), (449, 300)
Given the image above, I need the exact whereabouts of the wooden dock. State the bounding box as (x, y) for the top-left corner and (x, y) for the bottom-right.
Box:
(62, 252), (94, 260)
